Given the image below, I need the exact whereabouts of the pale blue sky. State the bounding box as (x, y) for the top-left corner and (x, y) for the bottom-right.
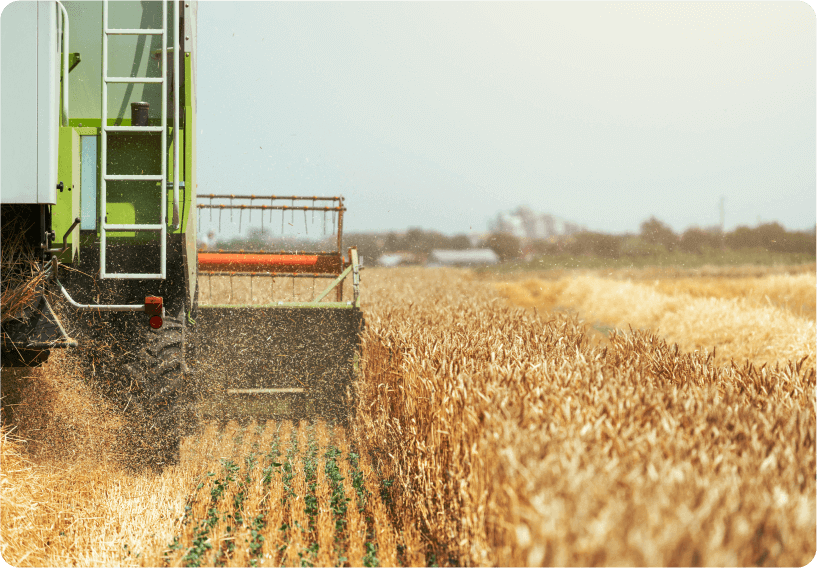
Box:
(197, 1), (816, 236)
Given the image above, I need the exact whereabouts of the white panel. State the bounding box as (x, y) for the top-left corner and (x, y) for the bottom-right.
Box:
(0, 1), (38, 203)
(37, 1), (58, 204)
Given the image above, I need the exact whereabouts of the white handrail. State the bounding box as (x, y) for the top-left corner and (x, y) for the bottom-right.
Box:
(56, 0), (69, 126)
(172, 0), (180, 229)
(57, 278), (146, 312)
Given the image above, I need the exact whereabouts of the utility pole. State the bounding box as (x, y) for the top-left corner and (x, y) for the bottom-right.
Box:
(719, 196), (725, 232)
(719, 196), (726, 250)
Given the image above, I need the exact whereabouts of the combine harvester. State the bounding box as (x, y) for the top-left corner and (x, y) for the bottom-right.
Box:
(0, 0), (362, 466)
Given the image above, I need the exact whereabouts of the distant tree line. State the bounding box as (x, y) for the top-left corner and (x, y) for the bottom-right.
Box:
(343, 228), (472, 263)
(543, 218), (816, 260)
(344, 218), (816, 263)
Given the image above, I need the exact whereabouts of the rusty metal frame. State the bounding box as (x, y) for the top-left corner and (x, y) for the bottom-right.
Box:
(196, 194), (357, 306)
(197, 194), (346, 252)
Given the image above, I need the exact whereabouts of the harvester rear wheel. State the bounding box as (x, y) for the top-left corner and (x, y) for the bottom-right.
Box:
(126, 309), (198, 468)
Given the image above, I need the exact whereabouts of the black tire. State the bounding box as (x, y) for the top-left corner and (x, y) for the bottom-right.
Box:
(125, 308), (199, 468)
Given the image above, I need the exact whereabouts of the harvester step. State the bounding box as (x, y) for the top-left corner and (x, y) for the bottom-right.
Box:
(100, 273), (165, 280)
(103, 224), (164, 232)
(104, 175), (163, 181)
(105, 28), (163, 35)
(104, 126), (163, 133)
(227, 388), (306, 394)
(104, 77), (163, 84)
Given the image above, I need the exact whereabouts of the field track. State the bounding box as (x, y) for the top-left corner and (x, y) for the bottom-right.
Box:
(159, 419), (407, 568)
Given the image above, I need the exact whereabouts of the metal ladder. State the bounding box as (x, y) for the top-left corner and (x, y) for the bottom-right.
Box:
(100, 0), (180, 279)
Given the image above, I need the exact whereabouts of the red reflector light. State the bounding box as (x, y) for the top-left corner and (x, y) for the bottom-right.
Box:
(149, 315), (163, 329)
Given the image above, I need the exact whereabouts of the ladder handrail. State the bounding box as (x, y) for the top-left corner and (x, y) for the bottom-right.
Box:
(172, 0), (180, 229)
(56, 1), (69, 126)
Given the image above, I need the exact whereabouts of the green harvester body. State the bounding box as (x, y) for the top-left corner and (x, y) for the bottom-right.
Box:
(1, 1), (363, 448)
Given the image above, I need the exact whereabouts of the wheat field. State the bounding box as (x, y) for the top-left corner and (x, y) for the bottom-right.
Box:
(1, 266), (815, 566)
(355, 267), (815, 565)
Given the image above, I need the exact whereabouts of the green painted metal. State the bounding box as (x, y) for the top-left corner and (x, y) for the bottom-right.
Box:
(53, 128), (176, 244)
(183, 51), (195, 235)
(183, 51), (197, 307)
(52, 127), (80, 262)
(61, 53), (82, 78)
(68, 52), (81, 72)
(313, 264), (353, 302)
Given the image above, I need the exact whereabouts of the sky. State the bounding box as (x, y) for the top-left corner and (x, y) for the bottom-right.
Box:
(197, 1), (816, 236)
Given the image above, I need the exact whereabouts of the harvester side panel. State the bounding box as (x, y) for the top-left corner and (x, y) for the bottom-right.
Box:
(1, 1), (59, 205)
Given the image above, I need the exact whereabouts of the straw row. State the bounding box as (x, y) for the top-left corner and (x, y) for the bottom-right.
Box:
(494, 272), (816, 366)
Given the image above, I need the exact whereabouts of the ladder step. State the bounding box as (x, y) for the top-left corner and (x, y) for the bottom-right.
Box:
(103, 223), (164, 232)
(104, 126), (163, 133)
(102, 272), (165, 280)
(105, 28), (163, 35)
(105, 77), (163, 84)
(104, 174), (163, 181)
(227, 388), (306, 394)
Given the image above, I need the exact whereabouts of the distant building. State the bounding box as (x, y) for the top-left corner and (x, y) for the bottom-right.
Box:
(490, 207), (583, 240)
(376, 253), (405, 267)
(376, 251), (423, 267)
(426, 249), (499, 267)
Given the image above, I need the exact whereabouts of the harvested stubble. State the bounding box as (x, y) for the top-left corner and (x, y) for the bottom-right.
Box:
(1, 422), (221, 567)
(284, 422), (310, 566)
(337, 431), (366, 567)
(2, 367), (402, 567)
(494, 272), (815, 367)
(314, 422), (335, 567)
(650, 272), (817, 320)
(485, 262), (815, 284)
(0, 346), (210, 567)
(1, 349), (125, 462)
(354, 267), (815, 566)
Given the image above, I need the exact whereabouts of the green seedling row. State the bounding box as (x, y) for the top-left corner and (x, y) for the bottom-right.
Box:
(161, 421), (394, 568)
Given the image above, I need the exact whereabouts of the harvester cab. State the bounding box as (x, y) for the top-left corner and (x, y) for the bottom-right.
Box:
(0, 0), (363, 467)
